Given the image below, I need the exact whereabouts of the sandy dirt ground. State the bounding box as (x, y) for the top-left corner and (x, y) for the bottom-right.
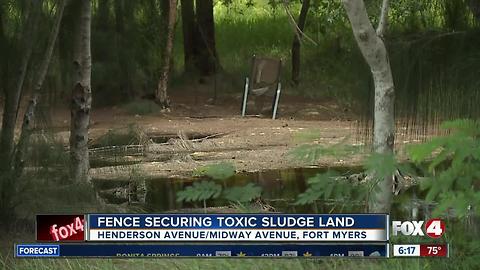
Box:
(2, 92), (426, 180)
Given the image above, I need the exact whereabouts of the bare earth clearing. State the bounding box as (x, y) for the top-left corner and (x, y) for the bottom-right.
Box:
(3, 93), (425, 180)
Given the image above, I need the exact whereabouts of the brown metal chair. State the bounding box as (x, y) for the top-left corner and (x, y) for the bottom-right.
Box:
(241, 55), (282, 119)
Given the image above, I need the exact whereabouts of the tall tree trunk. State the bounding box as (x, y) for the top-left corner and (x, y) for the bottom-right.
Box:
(342, 0), (395, 213)
(0, 2), (5, 53)
(180, 0), (195, 73)
(58, 0), (77, 102)
(70, 0), (92, 183)
(0, 2), (4, 40)
(468, 0), (480, 21)
(114, 0), (135, 99)
(15, 0), (66, 176)
(291, 0), (310, 85)
(195, 0), (218, 75)
(155, 0), (178, 110)
(0, 2), (6, 95)
(0, 2), (40, 171)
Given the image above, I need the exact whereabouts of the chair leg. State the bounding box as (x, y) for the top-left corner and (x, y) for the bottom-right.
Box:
(241, 77), (249, 117)
(272, 82), (281, 120)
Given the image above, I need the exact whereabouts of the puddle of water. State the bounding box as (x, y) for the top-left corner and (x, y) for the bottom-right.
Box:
(94, 166), (428, 218)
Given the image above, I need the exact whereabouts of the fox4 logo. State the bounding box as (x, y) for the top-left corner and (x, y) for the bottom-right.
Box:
(392, 219), (445, 238)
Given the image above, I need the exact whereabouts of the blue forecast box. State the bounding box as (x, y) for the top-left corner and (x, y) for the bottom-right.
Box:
(16, 244), (60, 257)
(14, 243), (389, 258)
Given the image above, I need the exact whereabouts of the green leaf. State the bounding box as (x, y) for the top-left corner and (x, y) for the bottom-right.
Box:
(410, 120), (480, 217)
(176, 181), (222, 203)
(365, 152), (397, 179)
(407, 137), (446, 163)
(295, 171), (345, 205)
(222, 183), (262, 202)
(427, 149), (448, 172)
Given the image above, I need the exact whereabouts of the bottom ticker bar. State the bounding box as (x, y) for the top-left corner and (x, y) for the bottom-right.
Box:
(15, 243), (388, 258)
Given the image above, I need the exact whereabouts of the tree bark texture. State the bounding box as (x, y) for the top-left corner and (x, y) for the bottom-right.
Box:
(114, 0), (136, 99)
(155, 0), (178, 109)
(342, 0), (395, 213)
(194, 0), (218, 75)
(0, 2), (41, 171)
(376, 0), (389, 37)
(180, 0), (195, 73)
(0, 2), (6, 95)
(291, 0), (310, 85)
(70, 0), (92, 183)
(15, 0), (66, 176)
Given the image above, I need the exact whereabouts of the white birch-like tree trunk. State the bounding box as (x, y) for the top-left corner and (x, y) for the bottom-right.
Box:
(156, 0), (178, 110)
(342, 0), (395, 213)
(70, 0), (92, 182)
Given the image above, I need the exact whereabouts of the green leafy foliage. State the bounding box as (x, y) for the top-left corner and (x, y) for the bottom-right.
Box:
(295, 171), (340, 205)
(364, 152), (398, 179)
(222, 183), (262, 202)
(292, 135), (369, 207)
(407, 119), (480, 217)
(295, 170), (369, 206)
(176, 181), (222, 203)
(193, 162), (236, 180)
(177, 163), (262, 205)
(292, 136), (408, 209)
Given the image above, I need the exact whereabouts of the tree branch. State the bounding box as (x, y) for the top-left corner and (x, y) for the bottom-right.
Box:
(282, 0), (318, 46)
(376, 0), (390, 37)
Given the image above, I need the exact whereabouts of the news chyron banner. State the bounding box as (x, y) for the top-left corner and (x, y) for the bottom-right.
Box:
(87, 214), (389, 242)
(17, 213), (390, 258)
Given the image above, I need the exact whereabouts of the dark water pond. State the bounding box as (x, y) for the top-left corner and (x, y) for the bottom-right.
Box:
(93, 166), (432, 220)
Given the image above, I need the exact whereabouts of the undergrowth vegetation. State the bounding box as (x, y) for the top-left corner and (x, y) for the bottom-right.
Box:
(122, 100), (162, 116)
(93, 124), (147, 147)
(0, 131), (99, 231)
(25, 0), (478, 132)
(286, 119), (480, 267)
(408, 119), (480, 217)
(177, 162), (262, 210)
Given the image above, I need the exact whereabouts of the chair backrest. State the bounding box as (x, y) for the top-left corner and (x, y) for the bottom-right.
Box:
(249, 56), (282, 87)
